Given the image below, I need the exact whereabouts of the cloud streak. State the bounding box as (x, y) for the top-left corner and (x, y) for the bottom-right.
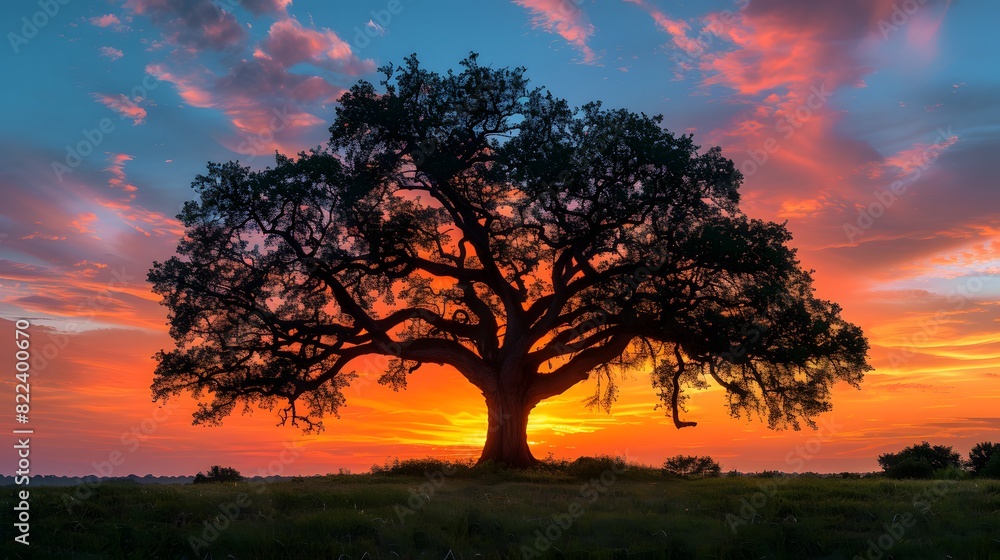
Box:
(513, 0), (597, 63)
(93, 93), (147, 125)
(99, 46), (124, 61)
(89, 14), (122, 28)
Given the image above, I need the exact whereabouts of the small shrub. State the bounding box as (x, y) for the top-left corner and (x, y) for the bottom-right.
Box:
(662, 455), (721, 478)
(369, 457), (473, 476)
(193, 465), (243, 484)
(566, 455), (630, 478)
(752, 470), (787, 478)
(883, 457), (934, 479)
(933, 466), (969, 480)
(968, 442), (1000, 476)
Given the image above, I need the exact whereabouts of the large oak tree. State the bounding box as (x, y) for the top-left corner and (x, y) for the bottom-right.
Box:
(149, 54), (870, 467)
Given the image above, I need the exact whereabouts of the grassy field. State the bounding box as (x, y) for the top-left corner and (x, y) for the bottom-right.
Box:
(3, 462), (999, 559)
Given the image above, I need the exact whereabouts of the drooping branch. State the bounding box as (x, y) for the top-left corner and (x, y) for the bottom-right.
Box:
(670, 345), (698, 429)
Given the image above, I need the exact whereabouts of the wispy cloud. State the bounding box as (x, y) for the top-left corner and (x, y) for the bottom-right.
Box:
(104, 153), (138, 196)
(93, 93), (147, 125)
(89, 14), (121, 28)
(624, 0), (704, 59)
(881, 134), (959, 176)
(99, 46), (124, 61)
(513, 0), (597, 63)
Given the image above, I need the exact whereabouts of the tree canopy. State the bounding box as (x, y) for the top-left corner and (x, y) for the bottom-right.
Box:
(966, 441), (1000, 475)
(878, 441), (962, 478)
(148, 53), (870, 467)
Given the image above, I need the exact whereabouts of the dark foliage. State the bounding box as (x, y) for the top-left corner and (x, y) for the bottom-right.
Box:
(967, 441), (1000, 476)
(878, 442), (961, 479)
(662, 455), (722, 477)
(979, 452), (1000, 479)
(193, 465), (244, 484)
(369, 457), (473, 477)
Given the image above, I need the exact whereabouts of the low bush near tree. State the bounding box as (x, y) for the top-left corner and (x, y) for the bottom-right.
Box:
(193, 465), (243, 484)
(662, 455), (722, 478)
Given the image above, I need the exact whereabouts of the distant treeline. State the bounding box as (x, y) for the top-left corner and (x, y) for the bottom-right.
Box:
(8, 440), (997, 486)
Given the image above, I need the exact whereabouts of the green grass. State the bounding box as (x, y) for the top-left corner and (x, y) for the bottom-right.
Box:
(3, 466), (999, 559)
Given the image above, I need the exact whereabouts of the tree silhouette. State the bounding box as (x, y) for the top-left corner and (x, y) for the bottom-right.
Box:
(878, 441), (961, 478)
(148, 53), (870, 468)
(967, 441), (1000, 475)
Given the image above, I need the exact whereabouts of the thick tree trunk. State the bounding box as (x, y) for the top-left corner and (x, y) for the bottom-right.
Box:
(477, 390), (538, 468)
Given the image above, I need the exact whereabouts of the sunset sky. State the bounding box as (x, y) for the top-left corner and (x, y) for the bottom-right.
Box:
(2, 0), (998, 477)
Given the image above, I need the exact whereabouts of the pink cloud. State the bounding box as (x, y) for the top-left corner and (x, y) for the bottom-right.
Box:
(69, 212), (99, 235)
(146, 51), (347, 157)
(0, 154), (191, 340)
(89, 14), (121, 27)
(140, 13), (376, 160)
(99, 46), (124, 61)
(882, 134), (959, 176)
(104, 153), (139, 197)
(700, 17), (861, 97)
(513, 0), (597, 64)
(98, 199), (184, 237)
(238, 0), (292, 16)
(93, 93), (147, 125)
(144, 64), (214, 107)
(630, 0), (955, 267)
(683, 2), (909, 189)
(20, 232), (67, 241)
(70, 260), (109, 279)
(777, 197), (830, 219)
(625, 0), (704, 59)
(263, 18), (375, 76)
(125, 0), (244, 51)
